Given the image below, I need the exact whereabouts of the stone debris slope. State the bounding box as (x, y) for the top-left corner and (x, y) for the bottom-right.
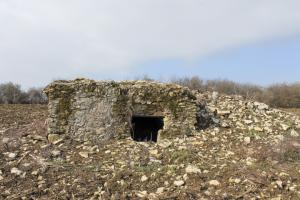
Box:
(0, 92), (300, 199)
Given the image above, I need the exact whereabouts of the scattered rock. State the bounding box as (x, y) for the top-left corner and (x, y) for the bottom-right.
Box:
(229, 178), (241, 184)
(209, 180), (220, 186)
(270, 197), (281, 200)
(254, 127), (263, 132)
(51, 150), (61, 157)
(31, 135), (45, 141)
(185, 165), (201, 174)
(156, 187), (165, 194)
(246, 157), (256, 166)
(158, 140), (172, 148)
(31, 170), (39, 176)
(7, 152), (17, 159)
(281, 124), (290, 131)
(275, 135), (284, 141)
(79, 152), (89, 158)
(149, 149), (159, 156)
(38, 175), (43, 181)
(218, 110), (231, 116)
(174, 180), (185, 187)
(136, 191), (148, 198)
(2, 137), (9, 143)
(183, 174), (188, 181)
(11, 167), (22, 176)
(291, 129), (299, 137)
(276, 180), (283, 189)
(141, 175), (148, 182)
(289, 186), (296, 192)
(48, 134), (63, 144)
(244, 137), (251, 145)
(254, 102), (269, 110)
(212, 91), (219, 101)
(244, 120), (253, 125)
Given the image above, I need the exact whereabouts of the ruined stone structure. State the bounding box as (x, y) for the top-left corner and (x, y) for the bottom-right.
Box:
(44, 78), (200, 143)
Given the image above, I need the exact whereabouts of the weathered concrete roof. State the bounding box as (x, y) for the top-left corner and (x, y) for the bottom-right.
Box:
(44, 78), (195, 99)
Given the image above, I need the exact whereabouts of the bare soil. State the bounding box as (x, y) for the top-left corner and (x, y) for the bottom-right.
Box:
(282, 108), (300, 116)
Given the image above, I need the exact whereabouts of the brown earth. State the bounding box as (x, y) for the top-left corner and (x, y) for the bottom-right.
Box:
(282, 108), (300, 117)
(0, 93), (300, 199)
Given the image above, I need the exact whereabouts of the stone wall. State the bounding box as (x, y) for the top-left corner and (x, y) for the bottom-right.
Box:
(44, 78), (199, 143)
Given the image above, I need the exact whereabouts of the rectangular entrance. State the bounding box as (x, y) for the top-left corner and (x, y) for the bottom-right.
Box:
(131, 115), (164, 142)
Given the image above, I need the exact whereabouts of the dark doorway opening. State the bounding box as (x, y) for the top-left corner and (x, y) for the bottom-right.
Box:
(131, 115), (164, 142)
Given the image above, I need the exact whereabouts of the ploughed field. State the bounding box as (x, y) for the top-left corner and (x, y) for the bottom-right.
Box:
(0, 94), (300, 199)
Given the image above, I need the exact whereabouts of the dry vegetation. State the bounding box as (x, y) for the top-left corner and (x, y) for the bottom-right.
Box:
(0, 82), (46, 104)
(170, 76), (300, 108)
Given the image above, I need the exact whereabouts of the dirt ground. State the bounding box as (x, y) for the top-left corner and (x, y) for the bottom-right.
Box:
(282, 108), (300, 117)
(0, 97), (300, 199)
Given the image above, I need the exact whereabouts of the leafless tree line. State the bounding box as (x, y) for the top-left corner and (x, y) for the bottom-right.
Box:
(0, 82), (47, 104)
(170, 76), (300, 108)
(1, 77), (300, 108)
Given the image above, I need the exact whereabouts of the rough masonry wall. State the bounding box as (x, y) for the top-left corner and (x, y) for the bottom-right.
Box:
(44, 78), (199, 143)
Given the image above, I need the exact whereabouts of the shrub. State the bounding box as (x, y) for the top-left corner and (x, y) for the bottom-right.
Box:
(171, 76), (204, 91)
(266, 83), (300, 108)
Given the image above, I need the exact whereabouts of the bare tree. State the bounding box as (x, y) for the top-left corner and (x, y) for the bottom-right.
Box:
(0, 82), (23, 104)
(27, 88), (48, 104)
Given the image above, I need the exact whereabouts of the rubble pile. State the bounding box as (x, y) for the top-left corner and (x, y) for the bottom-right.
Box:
(0, 91), (300, 199)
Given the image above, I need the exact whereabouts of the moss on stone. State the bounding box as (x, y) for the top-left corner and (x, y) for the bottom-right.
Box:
(44, 79), (199, 142)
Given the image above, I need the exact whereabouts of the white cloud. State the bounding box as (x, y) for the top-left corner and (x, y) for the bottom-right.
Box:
(0, 0), (300, 87)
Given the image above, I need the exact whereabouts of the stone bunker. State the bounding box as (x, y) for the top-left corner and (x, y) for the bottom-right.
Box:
(44, 78), (203, 143)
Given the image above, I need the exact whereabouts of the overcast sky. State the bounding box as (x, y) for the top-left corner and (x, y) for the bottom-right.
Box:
(0, 0), (300, 89)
